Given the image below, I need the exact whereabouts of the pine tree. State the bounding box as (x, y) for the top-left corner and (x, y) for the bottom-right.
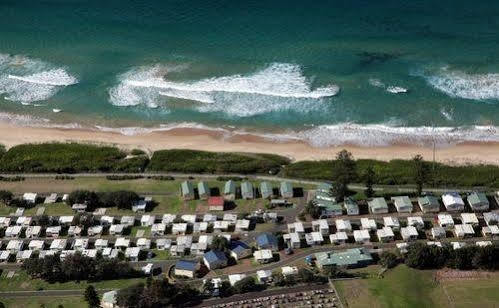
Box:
(84, 285), (100, 308)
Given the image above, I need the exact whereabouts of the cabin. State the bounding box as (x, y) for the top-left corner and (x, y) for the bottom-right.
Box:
(193, 222), (208, 233)
(330, 232), (348, 244)
(141, 215), (155, 227)
(417, 195), (440, 213)
(368, 198), (389, 214)
(180, 181), (195, 200)
(125, 247), (141, 261)
(312, 219), (330, 235)
(281, 266), (299, 277)
(461, 213), (479, 226)
(151, 223), (166, 236)
(316, 183), (335, 201)
(181, 214), (197, 224)
(391, 196), (413, 213)
(109, 224), (125, 236)
(306, 232), (324, 246)
(438, 214), (455, 229)
(407, 216), (424, 230)
(383, 216), (400, 231)
(241, 181), (254, 200)
(336, 219), (352, 232)
(46, 226), (61, 238)
(284, 233), (301, 248)
(260, 182), (274, 199)
(467, 192), (489, 211)
(5, 226), (22, 238)
(287, 222), (305, 236)
(95, 239), (108, 250)
(235, 219), (250, 232)
(161, 214), (176, 225)
(254, 249), (274, 263)
(376, 227), (394, 242)
(230, 241), (251, 260)
(114, 237), (130, 249)
(482, 225), (499, 238)
(120, 216), (135, 227)
(6, 240), (23, 252)
(229, 274), (247, 286)
(483, 212), (499, 226)
(87, 225), (103, 236)
(256, 233), (279, 251)
(132, 200), (147, 213)
(360, 218), (377, 231)
(431, 227), (446, 239)
(137, 238), (151, 250)
(25, 226), (41, 238)
(23, 193), (37, 204)
(50, 239), (67, 251)
(223, 180), (236, 201)
(44, 193), (58, 204)
(73, 238), (89, 251)
(344, 198), (359, 216)
(68, 226), (82, 237)
(401, 226), (419, 241)
(197, 182), (210, 200)
(58, 216), (74, 226)
(454, 224), (475, 238)
(28, 240), (45, 251)
(156, 239), (172, 251)
(353, 230), (370, 244)
(203, 250), (228, 270)
(172, 223), (188, 235)
(100, 216), (115, 226)
(280, 182), (294, 198)
(175, 260), (199, 278)
(208, 196), (225, 211)
(257, 270), (273, 284)
(316, 200), (343, 217)
(442, 192), (465, 212)
(72, 204), (87, 213)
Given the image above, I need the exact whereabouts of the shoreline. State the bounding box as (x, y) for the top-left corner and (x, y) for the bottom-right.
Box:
(1, 122), (499, 165)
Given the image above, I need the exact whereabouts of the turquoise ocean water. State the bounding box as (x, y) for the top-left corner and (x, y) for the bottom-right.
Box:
(1, 0), (499, 146)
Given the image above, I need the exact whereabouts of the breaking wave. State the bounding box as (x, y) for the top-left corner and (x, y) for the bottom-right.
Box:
(420, 66), (499, 100)
(0, 54), (77, 103)
(109, 63), (340, 117)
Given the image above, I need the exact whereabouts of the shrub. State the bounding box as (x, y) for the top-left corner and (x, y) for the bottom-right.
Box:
(379, 251), (399, 269)
(130, 149), (146, 156)
(106, 175), (144, 181)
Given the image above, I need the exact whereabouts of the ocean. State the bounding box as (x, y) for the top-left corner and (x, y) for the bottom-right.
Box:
(1, 0), (499, 146)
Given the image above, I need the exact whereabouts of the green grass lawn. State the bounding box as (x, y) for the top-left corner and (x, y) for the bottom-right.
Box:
(2, 296), (87, 308)
(0, 270), (145, 292)
(151, 249), (174, 260)
(442, 278), (499, 308)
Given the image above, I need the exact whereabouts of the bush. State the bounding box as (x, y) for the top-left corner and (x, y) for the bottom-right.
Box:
(0, 143), (144, 173)
(148, 150), (290, 174)
(0, 176), (25, 182)
(130, 149), (146, 156)
(106, 175), (144, 181)
(0, 190), (13, 204)
(379, 251), (399, 269)
(55, 175), (75, 180)
(146, 175), (175, 181)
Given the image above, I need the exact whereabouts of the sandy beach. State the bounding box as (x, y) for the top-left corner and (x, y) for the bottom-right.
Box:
(1, 122), (499, 165)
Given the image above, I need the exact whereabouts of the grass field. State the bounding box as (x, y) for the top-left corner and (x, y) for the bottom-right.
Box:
(0, 269), (145, 292)
(334, 265), (499, 308)
(2, 296), (87, 308)
(0, 177), (308, 215)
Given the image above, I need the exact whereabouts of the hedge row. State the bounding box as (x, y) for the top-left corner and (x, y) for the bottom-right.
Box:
(282, 159), (499, 188)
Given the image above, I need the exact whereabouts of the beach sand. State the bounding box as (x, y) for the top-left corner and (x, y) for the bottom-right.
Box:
(1, 122), (499, 165)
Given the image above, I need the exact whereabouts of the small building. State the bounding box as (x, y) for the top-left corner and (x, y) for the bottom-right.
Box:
(376, 227), (394, 242)
(284, 233), (301, 248)
(109, 224), (125, 236)
(114, 237), (130, 249)
(254, 249), (274, 263)
(176, 235), (193, 248)
(137, 238), (151, 250)
(256, 270), (273, 284)
(287, 222), (305, 236)
(16, 216), (32, 227)
(181, 181), (195, 200)
(256, 233), (279, 251)
(95, 239), (108, 250)
(120, 216), (136, 227)
(23, 193), (37, 204)
(451, 242), (467, 250)
(316, 183), (335, 201)
(193, 222), (208, 233)
(467, 192), (489, 211)
(82, 249), (98, 259)
(335, 219), (352, 232)
(208, 196), (225, 211)
(0, 251), (10, 263)
(229, 274), (247, 286)
(476, 241), (492, 247)
(72, 204), (87, 213)
(88, 225), (103, 236)
(461, 213), (479, 226)
(203, 250), (228, 270)
(316, 200), (343, 217)
(454, 224), (475, 238)
(156, 238), (172, 251)
(100, 216), (115, 226)
(44, 193), (58, 204)
(281, 266), (299, 277)
(101, 290), (118, 308)
(312, 219), (330, 235)
(73, 238), (89, 251)
(260, 182), (274, 199)
(223, 180), (236, 201)
(315, 248), (373, 269)
(16, 250), (33, 262)
(397, 242), (409, 254)
(391, 196), (413, 213)
(417, 195), (440, 213)
(401, 226), (419, 241)
(213, 220), (230, 232)
(161, 214), (176, 225)
(132, 200), (147, 213)
(140, 215), (155, 227)
(46, 226), (61, 238)
(25, 226), (41, 238)
(230, 241), (251, 260)
(280, 182), (294, 198)
(368, 198), (389, 214)
(482, 225), (499, 238)
(344, 198), (359, 216)
(241, 181), (254, 200)
(58, 216), (74, 226)
(172, 223), (188, 235)
(175, 260), (199, 278)
(6, 240), (23, 252)
(407, 216), (424, 230)
(483, 212), (499, 226)
(442, 192), (465, 212)
(5, 226), (22, 238)
(235, 219), (250, 232)
(0, 217), (11, 228)
(125, 247), (141, 261)
(223, 213), (238, 224)
(431, 227), (446, 239)
(360, 218), (377, 231)
(438, 214), (455, 229)
(151, 223), (166, 236)
(329, 232), (348, 244)
(198, 182), (210, 200)
(353, 230), (370, 244)
(306, 232), (324, 246)
(383, 216), (400, 231)
(181, 214), (197, 224)
(50, 239), (67, 251)
(28, 240), (45, 251)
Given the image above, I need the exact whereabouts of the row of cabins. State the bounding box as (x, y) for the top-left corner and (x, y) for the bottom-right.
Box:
(397, 240), (494, 254)
(180, 180), (295, 201)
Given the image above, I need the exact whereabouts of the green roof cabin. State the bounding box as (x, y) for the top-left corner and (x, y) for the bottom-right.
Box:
(241, 181), (254, 200)
(224, 180), (236, 201)
(181, 181), (195, 200)
(316, 199), (343, 217)
(197, 181), (210, 200)
(467, 192), (489, 211)
(280, 182), (294, 198)
(316, 183), (335, 202)
(368, 197), (389, 214)
(344, 198), (359, 216)
(315, 248), (373, 269)
(260, 182), (274, 199)
(391, 196), (413, 213)
(417, 195), (440, 213)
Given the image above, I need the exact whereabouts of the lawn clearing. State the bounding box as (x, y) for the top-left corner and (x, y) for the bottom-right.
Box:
(2, 296), (87, 308)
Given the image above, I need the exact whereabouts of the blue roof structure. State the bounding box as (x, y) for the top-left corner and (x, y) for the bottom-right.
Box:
(176, 260), (198, 271)
(256, 232), (278, 249)
(230, 241), (250, 254)
(204, 250), (227, 264)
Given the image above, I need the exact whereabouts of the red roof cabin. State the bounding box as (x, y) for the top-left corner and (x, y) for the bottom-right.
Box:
(208, 197), (225, 211)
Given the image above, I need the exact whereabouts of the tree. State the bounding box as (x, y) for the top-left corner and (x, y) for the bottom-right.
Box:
(233, 276), (258, 294)
(84, 285), (100, 308)
(363, 165), (376, 198)
(218, 281), (234, 297)
(331, 150), (357, 202)
(472, 245), (499, 270)
(379, 251), (399, 269)
(305, 200), (322, 219)
(67, 190), (99, 209)
(210, 236), (230, 252)
(298, 268), (315, 282)
(0, 190), (13, 204)
(203, 279), (215, 295)
(413, 155), (430, 196)
(116, 283), (144, 308)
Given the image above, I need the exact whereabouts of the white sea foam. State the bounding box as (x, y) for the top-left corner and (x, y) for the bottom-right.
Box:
(421, 66), (499, 100)
(440, 107), (454, 121)
(0, 54), (77, 103)
(109, 63), (339, 116)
